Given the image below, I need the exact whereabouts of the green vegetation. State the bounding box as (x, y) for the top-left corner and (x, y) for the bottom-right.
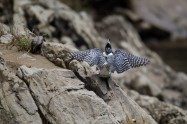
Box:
(15, 36), (31, 51)
(8, 25), (31, 51)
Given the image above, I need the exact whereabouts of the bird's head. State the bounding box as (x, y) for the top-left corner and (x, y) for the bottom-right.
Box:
(105, 40), (113, 55)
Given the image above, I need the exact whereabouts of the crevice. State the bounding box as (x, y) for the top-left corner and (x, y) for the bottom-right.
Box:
(66, 87), (84, 92)
(0, 100), (18, 123)
(47, 87), (84, 108)
(73, 70), (109, 99)
(73, 70), (87, 83)
(49, 17), (90, 49)
(15, 93), (37, 116)
(0, 0), (13, 24)
(24, 8), (40, 31)
(17, 69), (52, 124)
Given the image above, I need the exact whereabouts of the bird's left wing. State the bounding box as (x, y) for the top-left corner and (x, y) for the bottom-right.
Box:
(68, 48), (105, 67)
(113, 50), (150, 73)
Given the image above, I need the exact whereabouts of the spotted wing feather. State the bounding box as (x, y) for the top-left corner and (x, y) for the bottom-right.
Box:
(113, 50), (150, 73)
(68, 48), (105, 67)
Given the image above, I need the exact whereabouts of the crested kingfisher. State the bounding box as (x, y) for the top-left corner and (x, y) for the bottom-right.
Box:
(68, 40), (150, 77)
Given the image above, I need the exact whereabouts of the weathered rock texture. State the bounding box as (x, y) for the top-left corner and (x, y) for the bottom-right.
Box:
(0, 58), (42, 124)
(0, 0), (187, 124)
(0, 56), (157, 124)
(127, 90), (187, 124)
(131, 0), (187, 39)
(95, 15), (187, 110)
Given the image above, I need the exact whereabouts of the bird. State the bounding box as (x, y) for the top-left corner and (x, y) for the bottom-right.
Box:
(68, 40), (150, 77)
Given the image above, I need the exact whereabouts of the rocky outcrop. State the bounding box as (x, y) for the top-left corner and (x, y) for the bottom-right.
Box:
(0, 58), (42, 124)
(95, 15), (187, 110)
(0, 55), (157, 124)
(41, 41), (187, 123)
(13, 0), (103, 50)
(1, 0), (187, 123)
(131, 0), (187, 39)
(1, 40), (187, 123)
(128, 90), (187, 124)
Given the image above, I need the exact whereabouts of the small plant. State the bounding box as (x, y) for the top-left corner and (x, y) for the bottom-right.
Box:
(8, 25), (32, 51)
(15, 36), (31, 51)
(7, 25), (45, 54)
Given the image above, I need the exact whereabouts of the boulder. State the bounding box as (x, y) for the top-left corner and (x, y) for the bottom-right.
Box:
(96, 15), (187, 109)
(0, 34), (14, 44)
(131, 0), (187, 39)
(0, 56), (156, 123)
(128, 90), (187, 124)
(0, 58), (42, 124)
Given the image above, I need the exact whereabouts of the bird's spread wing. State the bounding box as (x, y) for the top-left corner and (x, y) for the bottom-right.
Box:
(68, 48), (105, 67)
(113, 50), (150, 73)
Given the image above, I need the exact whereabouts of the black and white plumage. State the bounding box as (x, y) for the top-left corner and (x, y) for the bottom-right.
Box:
(68, 40), (150, 77)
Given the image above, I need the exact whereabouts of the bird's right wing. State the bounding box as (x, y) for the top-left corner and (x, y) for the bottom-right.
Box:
(68, 48), (105, 67)
(113, 50), (150, 73)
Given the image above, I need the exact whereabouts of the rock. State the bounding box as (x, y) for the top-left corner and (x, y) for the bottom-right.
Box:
(0, 60), (43, 124)
(165, 72), (187, 109)
(130, 72), (161, 96)
(0, 0), (187, 123)
(0, 0), (13, 24)
(11, 24), (28, 38)
(114, 8), (171, 42)
(37, 0), (70, 10)
(0, 34), (14, 44)
(30, 35), (45, 54)
(88, 76), (157, 124)
(28, 41), (157, 123)
(0, 23), (10, 35)
(131, 0), (187, 39)
(17, 64), (156, 124)
(96, 15), (187, 109)
(42, 42), (78, 68)
(60, 36), (75, 46)
(51, 9), (101, 48)
(168, 72), (187, 92)
(127, 90), (187, 124)
(18, 1), (103, 49)
(18, 66), (119, 124)
(26, 5), (54, 25)
(13, 0), (31, 12)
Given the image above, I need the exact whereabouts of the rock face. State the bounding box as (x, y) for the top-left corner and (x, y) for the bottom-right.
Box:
(0, 57), (156, 124)
(0, 59), (42, 124)
(14, 0), (102, 50)
(132, 0), (187, 38)
(127, 90), (187, 124)
(95, 15), (187, 110)
(1, 0), (187, 123)
(18, 66), (118, 124)
(0, 40), (187, 124)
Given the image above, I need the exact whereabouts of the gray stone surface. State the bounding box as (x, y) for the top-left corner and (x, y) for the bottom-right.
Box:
(0, 34), (14, 44)
(132, 0), (187, 38)
(0, 59), (42, 124)
(0, 0), (187, 123)
(127, 90), (187, 124)
(18, 66), (120, 124)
